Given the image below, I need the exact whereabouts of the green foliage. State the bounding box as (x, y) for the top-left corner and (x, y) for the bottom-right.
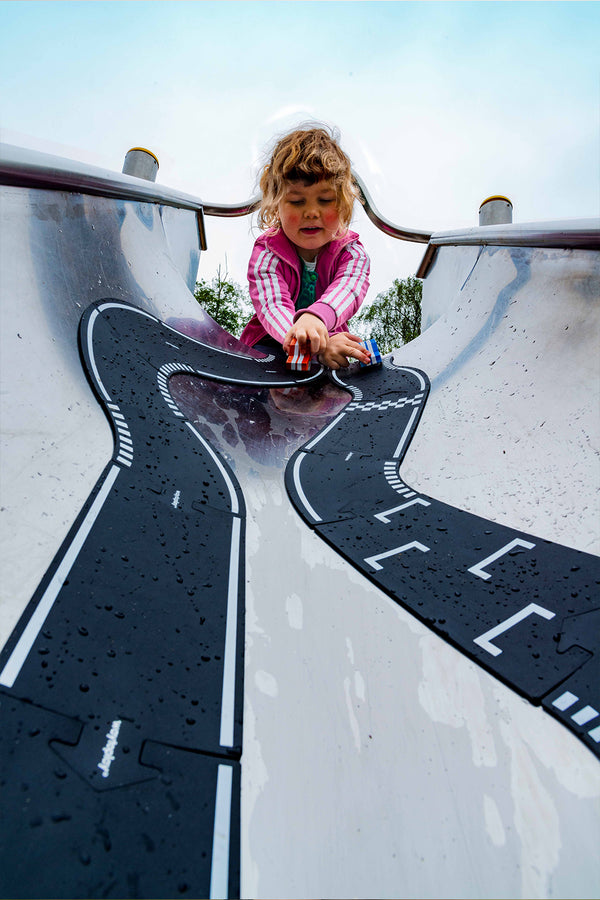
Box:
(194, 266), (252, 337)
(354, 275), (422, 354)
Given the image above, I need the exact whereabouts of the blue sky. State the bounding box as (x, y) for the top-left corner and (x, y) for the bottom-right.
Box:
(1, 1), (598, 298)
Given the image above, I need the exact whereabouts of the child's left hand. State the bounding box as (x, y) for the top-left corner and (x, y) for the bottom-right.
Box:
(318, 332), (371, 370)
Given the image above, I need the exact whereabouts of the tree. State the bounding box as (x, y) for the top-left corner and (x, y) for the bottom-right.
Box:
(354, 275), (422, 354)
(194, 266), (252, 337)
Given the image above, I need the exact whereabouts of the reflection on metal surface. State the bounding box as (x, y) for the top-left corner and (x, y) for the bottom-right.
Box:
(170, 375), (348, 470)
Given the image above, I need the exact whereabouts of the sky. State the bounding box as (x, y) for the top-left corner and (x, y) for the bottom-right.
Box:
(1, 1), (599, 300)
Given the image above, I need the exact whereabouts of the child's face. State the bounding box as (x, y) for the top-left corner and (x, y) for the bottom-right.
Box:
(278, 180), (341, 262)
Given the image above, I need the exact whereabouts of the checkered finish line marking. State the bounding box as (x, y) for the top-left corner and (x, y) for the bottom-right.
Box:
(347, 393), (424, 413)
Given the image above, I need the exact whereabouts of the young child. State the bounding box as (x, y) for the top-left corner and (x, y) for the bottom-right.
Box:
(240, 126), (371, 369)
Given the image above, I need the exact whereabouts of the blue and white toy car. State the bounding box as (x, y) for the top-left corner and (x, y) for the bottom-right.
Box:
(359, 337), (382, 368)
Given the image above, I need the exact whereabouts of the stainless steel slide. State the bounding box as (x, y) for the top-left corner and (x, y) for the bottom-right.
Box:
(1, 144), (598, 899)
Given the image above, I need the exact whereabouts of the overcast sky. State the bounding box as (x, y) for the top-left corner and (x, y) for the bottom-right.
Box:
(1, 1), (598, 300)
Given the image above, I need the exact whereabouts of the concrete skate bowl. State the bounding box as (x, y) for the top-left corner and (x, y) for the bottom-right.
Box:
(0, 143), (599, 899)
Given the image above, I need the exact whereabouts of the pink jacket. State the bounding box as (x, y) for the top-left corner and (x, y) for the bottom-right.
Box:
(240, 227), (370, 347)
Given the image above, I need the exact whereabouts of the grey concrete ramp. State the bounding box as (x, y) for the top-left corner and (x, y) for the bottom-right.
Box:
(1, 145), (599, 899)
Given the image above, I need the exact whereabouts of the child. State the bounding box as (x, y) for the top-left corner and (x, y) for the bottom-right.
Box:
(240, 126), (371, 369)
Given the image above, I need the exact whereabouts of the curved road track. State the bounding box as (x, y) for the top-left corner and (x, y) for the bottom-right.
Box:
(0, 300), (324, 899)
(286, 358), (600, 758)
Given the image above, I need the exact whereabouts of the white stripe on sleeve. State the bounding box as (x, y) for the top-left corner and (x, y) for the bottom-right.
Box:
(321, 243), (370, 320)
(254, 249), (294, 339)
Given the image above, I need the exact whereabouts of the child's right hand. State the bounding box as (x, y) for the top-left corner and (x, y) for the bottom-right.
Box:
(318, 332), (371, 370)
(283, 313), (329, 357)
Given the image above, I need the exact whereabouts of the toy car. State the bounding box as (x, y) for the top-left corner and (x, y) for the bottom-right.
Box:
(286, 337), (312, 372)
(359, 337), (382, 367)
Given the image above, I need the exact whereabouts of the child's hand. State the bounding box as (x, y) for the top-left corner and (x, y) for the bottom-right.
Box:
(283, 313), (328, 357)
(318, 332), (371, 370)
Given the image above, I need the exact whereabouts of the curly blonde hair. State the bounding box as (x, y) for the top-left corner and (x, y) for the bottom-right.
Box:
(257, 125), (360, 233)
